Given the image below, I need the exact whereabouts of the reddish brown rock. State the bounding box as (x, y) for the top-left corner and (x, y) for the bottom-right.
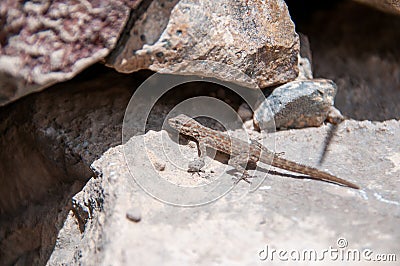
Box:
(0, 0), (138, 106)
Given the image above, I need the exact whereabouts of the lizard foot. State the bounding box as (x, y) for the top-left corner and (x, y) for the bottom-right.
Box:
(188, 158), (205, 172)
(233, 172), (254, 185)
(188, 158), (208, 178)
(188, 169), (205, 177)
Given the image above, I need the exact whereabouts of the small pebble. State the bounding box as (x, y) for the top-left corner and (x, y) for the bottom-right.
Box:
(188, 141), (197, 149)
(147, 150), (166, 171)
(237, 103), (253, 121)
(153, 161), (166, 171)
(126, 208), (141, 222)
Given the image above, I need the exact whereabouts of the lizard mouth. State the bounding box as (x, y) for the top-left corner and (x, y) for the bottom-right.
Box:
(167, 119), (184, 132)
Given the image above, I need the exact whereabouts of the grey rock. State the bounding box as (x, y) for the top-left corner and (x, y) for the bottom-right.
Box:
(326, 106), (345, 125)
(237, 103), (253, 122)
(126, 208), (142, 223)
(0, 0), (300, 106)
(254, 79), (337, 130)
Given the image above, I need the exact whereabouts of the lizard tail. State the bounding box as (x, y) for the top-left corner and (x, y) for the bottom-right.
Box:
(271, 156), (359, 189)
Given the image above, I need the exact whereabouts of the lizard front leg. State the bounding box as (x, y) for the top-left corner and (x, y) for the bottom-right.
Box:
(187, 138), (208, 173)
(228, 153), (253, 184)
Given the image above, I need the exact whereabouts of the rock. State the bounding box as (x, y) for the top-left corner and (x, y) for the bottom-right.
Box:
(353, 0), (400, 15)
(0, 67), (144, 265)
(0, 0), (299, 106)
(1, 64), (399, 263)
(0, 0), (135, 106)
(46, 120), (400, 265)
(326, 106), (345, 125)
(2, 1), (400, 264)
(147, 150), (166, 171)
(126, 208), (142, 223)
(108, 0), (300, 89)
(254, 79), (337, 130)
(296, 33), (313, 80)
(237, 103), (253, 122)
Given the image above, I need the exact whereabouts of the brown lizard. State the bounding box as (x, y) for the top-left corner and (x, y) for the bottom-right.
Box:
(168, 114), (359, 189)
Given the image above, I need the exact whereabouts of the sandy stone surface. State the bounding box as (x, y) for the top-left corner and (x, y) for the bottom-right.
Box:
(48, 119), (400, 265)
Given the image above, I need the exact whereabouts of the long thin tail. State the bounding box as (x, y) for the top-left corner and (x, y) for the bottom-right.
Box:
(270, 156), (359, 189)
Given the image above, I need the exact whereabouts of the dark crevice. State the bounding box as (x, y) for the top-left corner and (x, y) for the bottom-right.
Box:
(285, 0), (400, 121)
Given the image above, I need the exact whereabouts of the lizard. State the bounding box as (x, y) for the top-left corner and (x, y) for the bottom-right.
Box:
(168, 114), (359, 189)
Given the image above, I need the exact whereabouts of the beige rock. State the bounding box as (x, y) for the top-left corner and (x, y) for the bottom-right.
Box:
(109, 0), (299, 89)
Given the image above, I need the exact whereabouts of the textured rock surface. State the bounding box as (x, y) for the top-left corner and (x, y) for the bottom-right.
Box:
(47, 120), (400, 265)
(109, 0), (299, 89)
(0, 0), (136, 106)
(353, 0), (400, 15)
(254, 79), (337, 130)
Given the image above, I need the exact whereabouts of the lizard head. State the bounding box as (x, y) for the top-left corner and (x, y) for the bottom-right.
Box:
(168, 114), (208, 139)
(168, 114), (192, 133)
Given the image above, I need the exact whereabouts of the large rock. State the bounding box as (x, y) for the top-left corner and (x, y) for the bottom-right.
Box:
(0, 0), (299, 106)
(108, 0), (299, 89)
(0, 0), (138, 106)
(47, 120), (400, 265)
(0, 64), (399, 264)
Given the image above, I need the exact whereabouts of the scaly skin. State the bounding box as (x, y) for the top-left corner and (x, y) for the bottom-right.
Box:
(168, 114), (359, 189)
